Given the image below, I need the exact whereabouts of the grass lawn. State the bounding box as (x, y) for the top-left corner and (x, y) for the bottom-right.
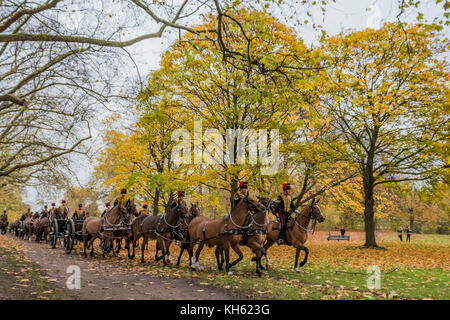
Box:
(109, 230), (449, 300)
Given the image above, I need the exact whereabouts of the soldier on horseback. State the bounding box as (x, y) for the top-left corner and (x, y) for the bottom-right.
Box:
(59, 200), (69, 219)
(49, 203), (56, 216)
(171, 190), (186, 210)
(41, 205), (49, 217)
(1, 208), (7, 221)
(139, 204), (149, 216)
(0, 208), (8, 234)
(114, 188), (128, 207)
(233, 181), (248, 208)
(72, 203), (87, 220)
(101, 202), (111, 217)
(276, 183), (299, 245)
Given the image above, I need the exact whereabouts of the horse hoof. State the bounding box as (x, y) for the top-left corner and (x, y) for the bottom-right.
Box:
(227, 271), (233, 276)
(295, 268), (301, 273)
(300, 261), (307, 267)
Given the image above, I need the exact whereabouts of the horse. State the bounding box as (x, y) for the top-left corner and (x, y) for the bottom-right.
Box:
(263, 197), (325, 272)
(82, 200), (136, 258)
(11, 219), (20, 237)
(126, 213), (150, 259)
(214, 196), (274, 277)
(138, 203), (188, 265)
(33, 210), (51, 242)
(23, 216), (34, 240)
(175, 202), (200, 266)
(187, 196), (265, 275)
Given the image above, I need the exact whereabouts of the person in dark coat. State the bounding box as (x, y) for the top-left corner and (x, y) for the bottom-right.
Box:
(340, 227), (346, 236)
(406, 226), (411, 242)
(397, 227), (403, 241)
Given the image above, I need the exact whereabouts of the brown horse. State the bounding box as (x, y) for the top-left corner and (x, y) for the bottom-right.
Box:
(263, 197), (325, 272)
(33, 210), (51, 242)
(125, 214), (149, 259)
(175, 203), (200, 266)
(188, 196), (265, 275)
(23, 216), (34, 240)
(82, 200), (136, 258)
(139, 203), (188, 265)
(215, 196), (274, 277)
(11, 219), (20, 237)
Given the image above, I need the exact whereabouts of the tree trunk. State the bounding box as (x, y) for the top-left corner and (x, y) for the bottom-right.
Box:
(230, 175), (238, 210)
(153, 188), (160, 216)
(363, 171), (378, 247)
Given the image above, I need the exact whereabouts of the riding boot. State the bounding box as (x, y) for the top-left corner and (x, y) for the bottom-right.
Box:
(277, 225), (284, 245)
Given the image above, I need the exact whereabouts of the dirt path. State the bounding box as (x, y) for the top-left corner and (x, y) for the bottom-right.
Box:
(1, 234), (237, 300)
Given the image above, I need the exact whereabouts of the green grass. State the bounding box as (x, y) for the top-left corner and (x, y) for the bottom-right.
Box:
(0, 245), (65, 300)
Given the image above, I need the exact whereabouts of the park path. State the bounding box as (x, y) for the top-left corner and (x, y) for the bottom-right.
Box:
(2, 234), (237, 300)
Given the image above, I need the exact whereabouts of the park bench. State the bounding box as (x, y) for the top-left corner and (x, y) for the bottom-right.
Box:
(327, 235), (350, 241)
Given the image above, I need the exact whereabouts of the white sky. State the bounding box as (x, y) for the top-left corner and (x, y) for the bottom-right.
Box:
(22, 0), (448, 209)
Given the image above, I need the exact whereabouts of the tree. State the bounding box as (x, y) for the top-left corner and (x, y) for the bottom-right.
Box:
(63, 185), (101, 216)
(318, 23), (449, 247)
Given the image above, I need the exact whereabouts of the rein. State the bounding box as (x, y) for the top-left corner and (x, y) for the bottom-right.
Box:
(294, 206), (318, 234)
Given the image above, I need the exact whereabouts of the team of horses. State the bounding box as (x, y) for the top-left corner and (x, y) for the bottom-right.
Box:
(5, 196), (325, 277)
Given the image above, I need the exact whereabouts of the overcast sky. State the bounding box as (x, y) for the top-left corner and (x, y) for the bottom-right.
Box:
(22, 0), (448, 209)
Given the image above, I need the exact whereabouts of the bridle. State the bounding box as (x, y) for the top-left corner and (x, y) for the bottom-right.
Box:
(159, 204), (188, 230)
(294, 203), (322, 234)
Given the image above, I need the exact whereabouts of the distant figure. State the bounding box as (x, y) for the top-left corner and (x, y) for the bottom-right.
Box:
(397, 227), (403, 241)
(340, 227), (346, 236)
(406, 226), (411, 242)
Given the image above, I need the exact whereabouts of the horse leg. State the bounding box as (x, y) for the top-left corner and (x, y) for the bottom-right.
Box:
(90, 237), (95, 257)
(214, 246), (224, 271)
(228, 244), (243, 268)
(224, 243), (232, 275)
(165, 239), (173, 264)
(193, 242), (204, 269)
(299, 245), (309, 267)
(176, 247), (184, 266)
(115, 239), (121, 254)
(159, 239), (168, 266)
(141, 235), (147, 263)
(188, 242), (195, 267)
(263, 238), (274, 270)
(155, 240), (161, 261)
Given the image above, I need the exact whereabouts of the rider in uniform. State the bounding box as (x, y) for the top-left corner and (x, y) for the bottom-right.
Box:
(41, 205), (49, 218)
(276, 183), (299, 245)
(139, 204), (149, 216)
(1, 208), (7, 221)
(114, 188), (128, 207)
(233, 181), (248, 209)
(59, 200), (69, 219)
(101, 202), (111, 217)
(72, 203), (86, 220)
(49, 203), (56, 215)
(171, 191), (186, 210)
